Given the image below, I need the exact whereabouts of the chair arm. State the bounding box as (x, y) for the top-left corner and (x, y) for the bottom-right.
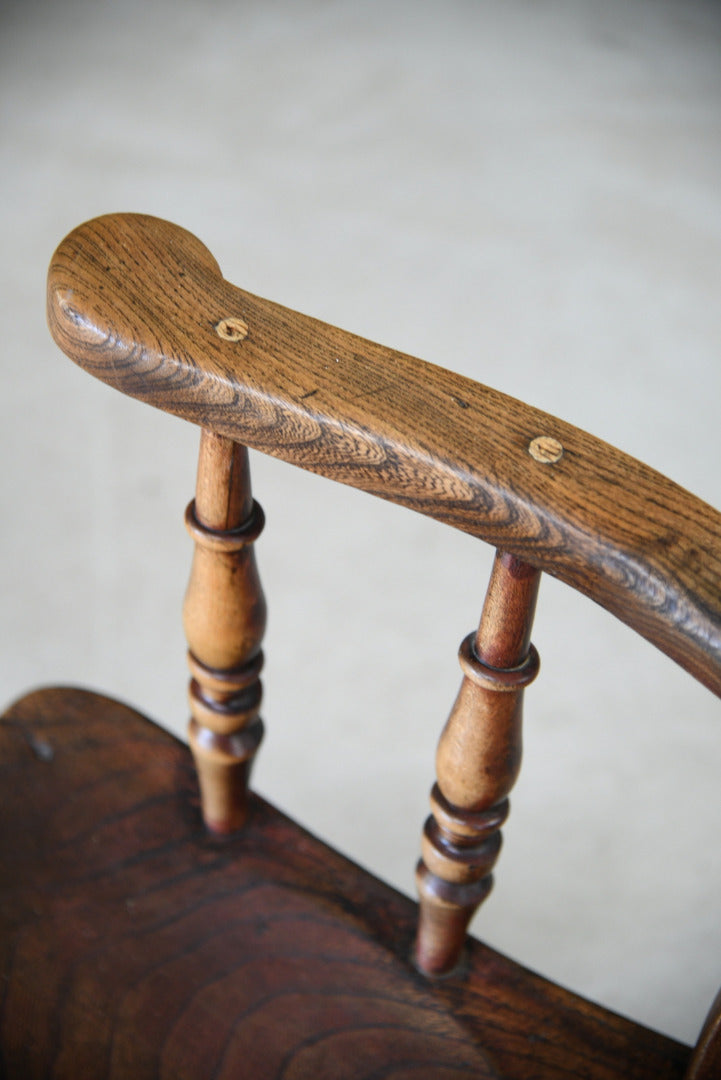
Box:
(47, 213), (721, 697)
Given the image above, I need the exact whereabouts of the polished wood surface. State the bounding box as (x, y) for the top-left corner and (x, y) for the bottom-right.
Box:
(0, 688), (691, 1080)
(31, 213), (721, 1075)
(416, 551), (541, 975)
(47, 213), (721, 696)
(184, 429), (266, 832)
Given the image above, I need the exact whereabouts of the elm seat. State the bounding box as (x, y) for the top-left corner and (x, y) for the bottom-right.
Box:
(1, 213), (719, 1079)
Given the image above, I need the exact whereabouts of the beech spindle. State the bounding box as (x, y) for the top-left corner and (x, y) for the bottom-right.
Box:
(415, 550), (541, 975)
(183, 429), (267, 832)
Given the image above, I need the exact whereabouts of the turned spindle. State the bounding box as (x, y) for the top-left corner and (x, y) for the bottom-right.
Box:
(183, 429), (267, 833)
(415, 550), (541, 975)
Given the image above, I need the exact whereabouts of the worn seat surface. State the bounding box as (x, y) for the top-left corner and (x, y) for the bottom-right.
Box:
(1, 687), (689, 1080)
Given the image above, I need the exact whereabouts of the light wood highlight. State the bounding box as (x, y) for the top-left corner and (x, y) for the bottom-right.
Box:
(183, 429), (266, 832)
(415, 551), (541, 975)
(46, 213), (721, 698)
(31, 212), (721, 1075)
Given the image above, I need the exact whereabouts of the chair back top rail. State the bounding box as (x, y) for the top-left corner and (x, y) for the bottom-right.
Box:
(47, 213), (721, 697)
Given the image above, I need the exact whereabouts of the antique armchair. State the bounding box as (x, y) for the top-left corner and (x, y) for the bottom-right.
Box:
(1, 213), (719, 1078)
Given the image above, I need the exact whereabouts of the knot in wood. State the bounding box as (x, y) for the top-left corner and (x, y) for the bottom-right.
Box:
(528, 435), (563, 464)
(458, 633), (540, 691)
(215, 317), (249, 342)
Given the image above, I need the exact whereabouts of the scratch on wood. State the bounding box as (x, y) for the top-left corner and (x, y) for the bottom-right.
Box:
(300, 389), (319, 400)
(351, 381), (394, 403)
(28, 733), (54, 762)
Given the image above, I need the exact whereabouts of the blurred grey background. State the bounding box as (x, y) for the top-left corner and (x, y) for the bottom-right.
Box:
(1, 0), (720, 1046)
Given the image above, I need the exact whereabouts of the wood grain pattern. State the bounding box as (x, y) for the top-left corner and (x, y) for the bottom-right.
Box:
(184, 430), (266, 833)
(47, 214), (721, 698)
(416, 551), (541, 975)
(0, 687), (691, 1079)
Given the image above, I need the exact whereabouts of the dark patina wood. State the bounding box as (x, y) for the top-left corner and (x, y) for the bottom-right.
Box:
(0, 688), (691, 1080)
(416, 550), (541, 975)
(47, 214), (721, 697)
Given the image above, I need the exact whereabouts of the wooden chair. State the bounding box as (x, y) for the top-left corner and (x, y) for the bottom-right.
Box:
(1, 212), (719, 1078)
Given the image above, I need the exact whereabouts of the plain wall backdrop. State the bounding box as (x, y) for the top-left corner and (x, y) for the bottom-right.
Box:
(1, 0), (720, 1045)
